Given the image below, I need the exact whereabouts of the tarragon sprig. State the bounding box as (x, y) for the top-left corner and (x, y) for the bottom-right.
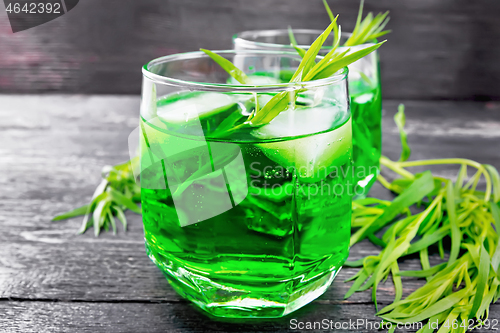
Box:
(52, 159), (141, 236)
(201, 19), (385, 129)
(346, 106), (500, 333)
(342, 0), (391, 46)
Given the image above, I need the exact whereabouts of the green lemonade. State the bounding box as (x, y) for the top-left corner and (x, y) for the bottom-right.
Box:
(140, 91), (353, 317)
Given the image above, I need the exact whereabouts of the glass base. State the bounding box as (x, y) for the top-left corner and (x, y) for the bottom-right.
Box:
(146, 242), (342, 318)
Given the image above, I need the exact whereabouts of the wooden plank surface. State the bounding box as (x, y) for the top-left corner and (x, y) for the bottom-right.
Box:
(2, 301), (498, 333)
(1, 0), (500, 100)
(0, 96), (499, 332)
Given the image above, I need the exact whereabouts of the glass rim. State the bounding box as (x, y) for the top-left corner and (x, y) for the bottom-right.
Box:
(233, 29), (375, 51)
(142, 49), (348, 92)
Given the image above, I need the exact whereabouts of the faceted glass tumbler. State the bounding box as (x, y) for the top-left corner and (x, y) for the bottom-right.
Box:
(138, 50), (353, 318)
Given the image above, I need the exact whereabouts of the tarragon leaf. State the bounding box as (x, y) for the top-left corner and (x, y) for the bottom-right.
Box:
(79, 191), (107, 234)
(446, 181), (461, 266)
(455, 164), (468, 195)
(292, 45), (307, 58)
(290, 19), (338, 82)
(491, 201), (500, 274)
(107, 209), (117, 235)
(394, 104), (411, 162)
(52, 205), (89, 221)
(113, 206), (128, 231)
(391, 261), (403, 302)
(306, 45), (349, 80)
(92, 198), (109, 237)
(288, 25), (298, 46)
(485, 164), (500, 203)
(345, 0), (391, 47)
(200, 49), (250, 84)
(322, 0), (338, 47)
(378, 288), (471, 323)
(350, 171), (435, 245)
(470, 243), (490, 318)
(397, 263), (447, 278)
(344, 258), (366, 267)
(250, 90), (292, 125)
(307, 41), (386, 80)
(406, 225), (450, 255)
(108, 187), (142, 214)
(350, 0), (365, 40)
(287, 26), (307, 58)
(350, 11), (389, 46)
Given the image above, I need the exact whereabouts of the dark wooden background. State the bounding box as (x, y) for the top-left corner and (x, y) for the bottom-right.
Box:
(0, 0), (499, 100)
(1, 96), (499, 332)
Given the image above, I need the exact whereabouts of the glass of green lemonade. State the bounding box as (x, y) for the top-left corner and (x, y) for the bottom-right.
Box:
(234, 29), (382, 198)
(139, 50), (352, 318)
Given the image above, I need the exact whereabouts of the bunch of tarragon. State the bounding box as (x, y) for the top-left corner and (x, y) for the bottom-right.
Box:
(346, 105), (500, 332)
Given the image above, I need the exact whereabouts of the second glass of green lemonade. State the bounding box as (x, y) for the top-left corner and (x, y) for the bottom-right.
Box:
(139, 50), (352, 318)
(234, 29), (382, 198)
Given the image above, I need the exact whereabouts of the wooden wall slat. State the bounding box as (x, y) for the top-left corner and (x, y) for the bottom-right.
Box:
(0, 0), (499, 99)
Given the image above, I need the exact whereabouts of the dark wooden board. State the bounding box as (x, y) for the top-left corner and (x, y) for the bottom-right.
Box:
(1, 301), (499, 333)
(1, 0), (500, 100)
(0, 96), (499, 331)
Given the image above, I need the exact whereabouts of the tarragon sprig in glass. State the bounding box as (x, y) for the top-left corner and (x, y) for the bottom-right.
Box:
(322, 0), (391, 47)
(201, 19), (385, 130)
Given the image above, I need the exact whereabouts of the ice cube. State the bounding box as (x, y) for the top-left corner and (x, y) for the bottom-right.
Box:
(251, 104), (342, 139)
(157, 92), (239, 124)
(254, 109), (352, 182)
(353, 92), (374, 105)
